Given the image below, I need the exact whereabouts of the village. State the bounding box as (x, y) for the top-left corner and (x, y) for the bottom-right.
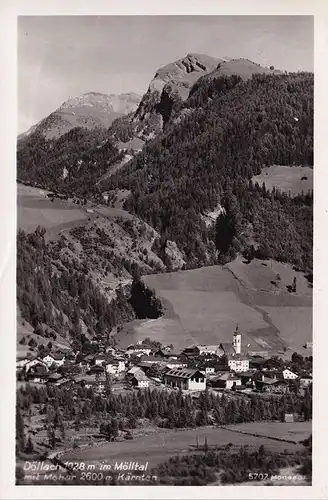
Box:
(16, 326), (313, 401)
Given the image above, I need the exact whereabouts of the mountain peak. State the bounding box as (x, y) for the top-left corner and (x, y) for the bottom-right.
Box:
(19, 92), (142, 140)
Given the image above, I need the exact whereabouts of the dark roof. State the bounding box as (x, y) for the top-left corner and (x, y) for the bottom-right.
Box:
(132, 371), (150, 381)
(89, 365), (105, 373)
(127, 344), (151, 350)
(164, 368), (205, 379)
(166, 359), (186, 365)
(47, 373), (63, 381)
(49, 352), (65, 360)
(239, 370), (258, 378)
(227, 354), (249, 361)
(219, 343), (235, 355)
(264, 370), (284, 380)
(140, 355), (163, 362)
(259, 378), (288, 386)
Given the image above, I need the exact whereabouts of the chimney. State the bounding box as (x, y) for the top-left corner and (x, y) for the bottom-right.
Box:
(262, 374), (265, 382)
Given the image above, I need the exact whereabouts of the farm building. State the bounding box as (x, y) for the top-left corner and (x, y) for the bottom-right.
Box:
(25, 364), (49, 383)
(105, 358), (125, 376)
(42, 353), (65, 368)
(138, 355), (163, 365)
(130, 371), (150, 389)
(155, 349), (181, 359)
(164, 368), (206, 391)
(182, 345), (201, 357)
(17, 356), (48, 373)
(195, 345), (221, 356)
(126, 344), (152, 357)
(300, 375), (312, 387)
(209, 372), (242, 390)
(255, 376), (290, 394)
(89, 365), (105, 377)
(165, 359), (188, 370)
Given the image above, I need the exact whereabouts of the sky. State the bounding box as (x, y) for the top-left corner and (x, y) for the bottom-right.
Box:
(18, 15), (314, 134)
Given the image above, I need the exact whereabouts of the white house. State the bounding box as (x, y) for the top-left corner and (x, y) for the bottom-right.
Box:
(42, 353), (65, 368)
(205, 366), (215, 377)
(166, 359), (188, 370)
(105, 359), (125, 376)
(227, 355), (249, 373)
(126, 345), (152, 357)
(210, 372), (242, 390)
(282, 369), (298, 380)
(164, 368), (206, 391)
(196, 345), (221, 356)
(300, 375), (312, 387)
(17, 356), (47, 372)
(93, 354), (109, 366)
(131, 371), (150, 388)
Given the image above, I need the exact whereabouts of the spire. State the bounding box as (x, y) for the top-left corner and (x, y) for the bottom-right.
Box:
(234, 324), (240, 336)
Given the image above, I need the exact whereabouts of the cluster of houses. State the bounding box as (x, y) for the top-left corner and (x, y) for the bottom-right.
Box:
(16, 329), (312, 396)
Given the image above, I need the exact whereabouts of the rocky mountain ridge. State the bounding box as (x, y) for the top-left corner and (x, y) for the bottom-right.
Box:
(19, 92), (142, 141)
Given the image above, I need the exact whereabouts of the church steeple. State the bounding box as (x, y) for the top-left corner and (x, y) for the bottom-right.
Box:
(233, 324), (241, 354)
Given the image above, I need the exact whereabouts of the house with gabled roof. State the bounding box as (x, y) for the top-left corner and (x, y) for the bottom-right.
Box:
(165, 358), (188, 370)
(42, 352), (65, 368)
(139, 355), (163, 365)
(126, 344), (152, 357)
(130, 370), (150, 389)
(255, 375), (290, 394)
(163, 368), (206, 391)
(208, 372), (242, 390)
(282, 368), (298, 380)
(104, 358), (125, 376)
(217, 343), (236, 357)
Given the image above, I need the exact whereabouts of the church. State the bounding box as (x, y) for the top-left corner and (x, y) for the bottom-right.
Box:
(218, 325), (250, 373)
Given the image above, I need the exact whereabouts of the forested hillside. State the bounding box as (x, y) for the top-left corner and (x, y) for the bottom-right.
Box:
(17, 227), (163, 350)
(17, 127), (122, 198)
(106, 72), (313, 271)
(17, 70), (313, 273)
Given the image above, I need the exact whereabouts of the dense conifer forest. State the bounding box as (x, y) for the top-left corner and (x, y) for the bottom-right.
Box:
(109, 73), (313, 270)
(17, 71), (313, 272)
(17, 228), (162, 347)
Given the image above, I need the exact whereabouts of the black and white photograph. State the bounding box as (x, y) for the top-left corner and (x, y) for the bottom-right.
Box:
(3, 8), (323, 496)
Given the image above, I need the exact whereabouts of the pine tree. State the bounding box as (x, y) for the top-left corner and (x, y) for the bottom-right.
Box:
(15, 406), (25, 452)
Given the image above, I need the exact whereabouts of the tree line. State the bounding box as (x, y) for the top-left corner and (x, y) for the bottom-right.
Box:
(107, 72), (313, 270)
(17, 227), (162, 347)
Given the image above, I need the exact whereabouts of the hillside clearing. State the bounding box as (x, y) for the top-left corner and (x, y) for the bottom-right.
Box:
(118, 256), (312, 354)
(252, 165), (313, 196)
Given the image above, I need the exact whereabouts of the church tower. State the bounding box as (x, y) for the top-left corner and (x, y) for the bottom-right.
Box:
(233, 324), (241, 355)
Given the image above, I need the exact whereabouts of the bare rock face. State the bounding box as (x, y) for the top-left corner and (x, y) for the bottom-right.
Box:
(133, 53), (226, 132)
(19, 92), (142, 140)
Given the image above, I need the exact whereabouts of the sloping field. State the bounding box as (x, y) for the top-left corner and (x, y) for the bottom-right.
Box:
(118, 256), (312, 354)
(223, 421), (311, 441)
(252, 165), (313, 196)
(17, 184), (87, 237)
(62, 422), (310, 469)
(261, 307), (312, 356)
